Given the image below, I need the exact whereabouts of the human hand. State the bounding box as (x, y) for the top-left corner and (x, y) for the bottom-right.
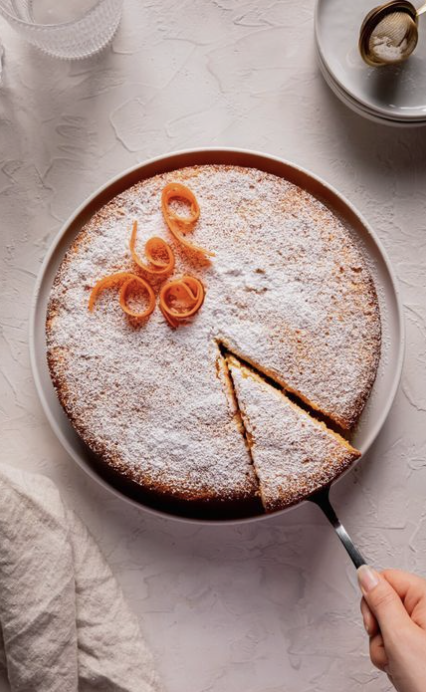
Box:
(358, 566), (426, 692)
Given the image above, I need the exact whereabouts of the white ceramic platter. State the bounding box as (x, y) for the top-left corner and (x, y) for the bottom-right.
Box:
(316, 45), (426, 127)
(315, 0), (426, 123)
(30, 148), (405, 522)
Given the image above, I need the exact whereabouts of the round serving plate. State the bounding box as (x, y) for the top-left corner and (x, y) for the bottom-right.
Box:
(30, 148), (405, 524)
(317, 45), (426, 127)
(315, 0), (426, 124)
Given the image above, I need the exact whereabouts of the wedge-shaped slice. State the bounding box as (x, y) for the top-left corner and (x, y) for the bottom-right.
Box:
(227, 357), (361, 512)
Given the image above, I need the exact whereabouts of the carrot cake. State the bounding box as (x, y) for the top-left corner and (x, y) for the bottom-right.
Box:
(46, 164), (381, 518)
(227, 357), (361, 511)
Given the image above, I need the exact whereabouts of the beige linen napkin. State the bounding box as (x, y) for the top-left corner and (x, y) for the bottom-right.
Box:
(0, 463), (160, 692)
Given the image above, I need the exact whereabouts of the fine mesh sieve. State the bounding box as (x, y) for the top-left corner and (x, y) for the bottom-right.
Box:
(359, 0), (426, 66)
(369, 11), (418, 63)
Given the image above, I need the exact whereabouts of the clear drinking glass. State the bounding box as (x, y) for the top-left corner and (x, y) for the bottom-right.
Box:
(0, 0), (123, 59)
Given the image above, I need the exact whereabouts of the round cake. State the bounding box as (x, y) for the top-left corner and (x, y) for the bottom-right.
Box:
(46, 164), (381, 518)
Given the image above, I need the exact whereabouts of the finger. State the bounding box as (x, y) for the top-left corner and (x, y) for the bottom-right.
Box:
(369, 632), (388, 672)
(382, 569), (426, 626)
(360, 597), (379, 637)
(357, 565), (413, 641)
(382, 569), (426, 595)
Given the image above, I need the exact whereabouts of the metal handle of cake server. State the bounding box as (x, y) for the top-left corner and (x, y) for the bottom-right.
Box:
(309, 487), (367, 569)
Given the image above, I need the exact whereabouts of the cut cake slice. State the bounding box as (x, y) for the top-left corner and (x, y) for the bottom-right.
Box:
(227, 356), (361, 512)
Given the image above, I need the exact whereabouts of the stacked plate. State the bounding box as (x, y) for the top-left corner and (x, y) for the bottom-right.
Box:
(315, 0), (426, 126)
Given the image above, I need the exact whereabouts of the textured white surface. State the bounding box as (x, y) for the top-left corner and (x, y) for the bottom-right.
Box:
(0, 1), (425, 691)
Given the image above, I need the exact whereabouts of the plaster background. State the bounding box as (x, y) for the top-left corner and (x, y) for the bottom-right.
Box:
(1, 2), (426, 690)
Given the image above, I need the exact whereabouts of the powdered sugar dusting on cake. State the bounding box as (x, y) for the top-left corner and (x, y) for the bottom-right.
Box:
(228, 360), (360, 511)
(46, 164), (380, 506)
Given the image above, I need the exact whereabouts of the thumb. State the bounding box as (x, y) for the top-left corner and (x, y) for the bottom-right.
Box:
(357, 565), (413, 641)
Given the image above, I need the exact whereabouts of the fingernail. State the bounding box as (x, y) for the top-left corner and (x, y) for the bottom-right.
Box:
(357, 565), (380, 594)
(362, 615), (371, 635)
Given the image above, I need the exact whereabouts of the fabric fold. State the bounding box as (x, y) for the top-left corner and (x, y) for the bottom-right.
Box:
(0, 464), (159, 692)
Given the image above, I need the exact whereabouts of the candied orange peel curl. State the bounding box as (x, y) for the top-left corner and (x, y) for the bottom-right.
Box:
(161, 182), (214, 258)
(130, 221), (175, 276)
(159, 275), (205, 328)
(88, 271), (155, 320)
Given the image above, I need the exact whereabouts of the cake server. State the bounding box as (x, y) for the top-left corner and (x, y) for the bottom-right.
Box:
(309, 487), (366, 569)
